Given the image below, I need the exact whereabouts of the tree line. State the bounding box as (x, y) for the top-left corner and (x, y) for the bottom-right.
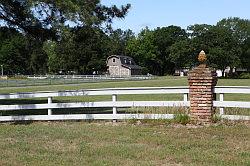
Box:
(0, 1), (249, 76)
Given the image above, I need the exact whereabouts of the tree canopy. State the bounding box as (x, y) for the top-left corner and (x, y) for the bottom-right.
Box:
(0, 2), (249, 76)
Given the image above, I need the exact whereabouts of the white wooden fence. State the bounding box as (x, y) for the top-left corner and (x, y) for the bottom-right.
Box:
(0, 86), (249, 122)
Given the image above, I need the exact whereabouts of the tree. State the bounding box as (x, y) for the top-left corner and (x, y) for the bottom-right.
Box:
(217, 17), (250, 44)
(217, 17), (250, 69)
(188, 24), (241, 76)
(107, 29), (135, 55)
(43, 40), (58, 73)
(239, 38), (250, 70)
(153, 26), (188, 75)
(0, 0), (131, 75)
(126, 26), (188, 75)
(187, 24), (212, 39)
(53, 26), (110, 74)
(0, 32), (29, 74)
(126, 28), (160, 75)
(169, 39), (194, 69)
(0, 0), (131, 41)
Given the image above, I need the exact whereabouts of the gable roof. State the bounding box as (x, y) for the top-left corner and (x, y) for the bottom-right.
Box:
(107, 55), (142, 69)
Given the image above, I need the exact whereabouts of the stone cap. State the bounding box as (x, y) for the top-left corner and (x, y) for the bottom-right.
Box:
(198, 50), (207, 64)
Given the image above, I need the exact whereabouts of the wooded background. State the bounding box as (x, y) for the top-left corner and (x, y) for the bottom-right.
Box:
(0, 0), (249, 76)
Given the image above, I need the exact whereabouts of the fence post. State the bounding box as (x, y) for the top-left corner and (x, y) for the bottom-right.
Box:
(219, 93), (224, 115)
(183, 93), (188, 102)
(48, 97), (52, 115)
(188, 51), (218, 124)
(112, 94), (117, 122)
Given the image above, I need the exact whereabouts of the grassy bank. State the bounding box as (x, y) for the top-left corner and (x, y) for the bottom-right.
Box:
(0, 122), (249, 166)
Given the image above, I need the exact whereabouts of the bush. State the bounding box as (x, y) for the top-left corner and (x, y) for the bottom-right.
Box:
(173, 114), (190, 125)
(8, 75), (27, 79)
(212, 114), (222, 123)
(239, 73), (250, 79)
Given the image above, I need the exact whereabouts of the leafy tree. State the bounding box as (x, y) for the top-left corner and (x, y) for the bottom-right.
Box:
(43, 40), (58, 73)
(0, 0), (131, 40)
(54, 27), (110, 74)
(107, 29), (135, 55)
(187, 24), (212, 38)
(217, 17), (250, 69)
(153, 26), (188, 75)
(126, 26), (188, 75)
(189, 24), (241, 76)
(217, 17), (250, 44)
(0, 32), (29, 74)
(126, 28), (160, 75)
(169, 39), (194, 69)
(240, 38), (250, 70)
(1, 0), (131, 75)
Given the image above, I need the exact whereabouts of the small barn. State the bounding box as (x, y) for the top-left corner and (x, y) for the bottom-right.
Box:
(106, 55), (142, 76)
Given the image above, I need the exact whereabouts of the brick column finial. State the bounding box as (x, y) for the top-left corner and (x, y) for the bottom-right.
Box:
(188, 51), (217, 124)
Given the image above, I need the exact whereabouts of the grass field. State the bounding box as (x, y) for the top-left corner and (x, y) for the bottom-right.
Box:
(0, 77), (249, 165)
(0, 76), (250, 94)
(0, 77), (250, 116)
(0, 122), (249, 166)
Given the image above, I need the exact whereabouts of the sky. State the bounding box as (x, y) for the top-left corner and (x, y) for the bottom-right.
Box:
(101, 0), (250, 33)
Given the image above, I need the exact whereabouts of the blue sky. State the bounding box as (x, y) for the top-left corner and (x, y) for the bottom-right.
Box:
(101, 0), (250, 33)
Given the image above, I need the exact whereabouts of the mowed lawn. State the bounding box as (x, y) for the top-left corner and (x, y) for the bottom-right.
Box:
(0, 77), (250, 93)
(0, 77), (250, 115)
(0, 78), (250, 165)
(0, 122), (249, 166)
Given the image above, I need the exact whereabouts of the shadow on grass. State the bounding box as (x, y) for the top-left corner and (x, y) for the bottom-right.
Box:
(11, 120), (34, 125)
(0, 98), (115, 116)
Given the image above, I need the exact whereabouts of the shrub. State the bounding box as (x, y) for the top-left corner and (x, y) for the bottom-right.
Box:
(239, 73), (250, 79)
(173, 114), (190, 125)
(212, 114), (222, 123)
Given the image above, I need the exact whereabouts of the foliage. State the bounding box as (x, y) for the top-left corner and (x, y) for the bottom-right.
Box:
(107, 29), (135, 55)
(0, 30), (30, 75)
(0, 0), (131, 74)
(188, 24), (243, 76)
(217, 17), (250, 70)
(212, 114), (222, 123)
(126, 28), (160, 75)
(239, 73), (250, 79)
(126, 26), (188, 75)
(153, 26), (188, 75)
(0, 3), (249, 76)
(43, 40), (58, 73)
(169, 39), (194, 69)
(173, 114), (190, 125)
(0, 0), (131, 40)
(54, 27), (110, 74)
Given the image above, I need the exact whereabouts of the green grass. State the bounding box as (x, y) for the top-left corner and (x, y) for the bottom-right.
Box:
(0, 77), (249, 102)
(0, 77), (249, 94)
(0, 78), (249, 165)
(0, 122), (249, 166)
(0, 77), (249, 116)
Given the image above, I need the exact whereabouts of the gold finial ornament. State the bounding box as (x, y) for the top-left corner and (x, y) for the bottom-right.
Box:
(198, 50), (207, 63)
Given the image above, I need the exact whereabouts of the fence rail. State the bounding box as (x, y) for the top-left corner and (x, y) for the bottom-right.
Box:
(0, 86), (249, 122)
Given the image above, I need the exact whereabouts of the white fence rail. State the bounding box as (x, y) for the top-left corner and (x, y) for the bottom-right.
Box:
(0, 86), (250, 122)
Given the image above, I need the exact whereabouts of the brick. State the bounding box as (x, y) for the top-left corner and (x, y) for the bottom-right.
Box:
(188, 65), (217, 125)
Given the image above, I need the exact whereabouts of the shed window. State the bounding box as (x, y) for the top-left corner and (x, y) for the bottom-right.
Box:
(113, 58), (116, 62)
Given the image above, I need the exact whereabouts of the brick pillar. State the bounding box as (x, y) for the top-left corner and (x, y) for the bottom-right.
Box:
(188, 51), (217, 124)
